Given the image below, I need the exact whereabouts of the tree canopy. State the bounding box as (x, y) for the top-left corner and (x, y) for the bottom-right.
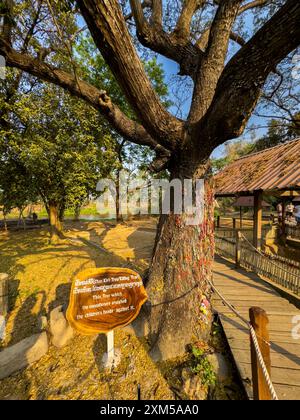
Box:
(0, 77), (117, 237)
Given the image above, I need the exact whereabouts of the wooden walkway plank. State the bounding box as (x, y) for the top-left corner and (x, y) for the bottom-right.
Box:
(212, 256), (300, 400)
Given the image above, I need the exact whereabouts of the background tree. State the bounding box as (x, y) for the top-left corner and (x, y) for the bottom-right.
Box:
(0, 151), (38, 229)
(76, 35), (172, 221)
(1, 0), (300, 359)
(0, 80), (116, 240)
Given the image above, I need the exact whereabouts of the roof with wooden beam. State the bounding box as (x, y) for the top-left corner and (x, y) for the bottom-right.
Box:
(233, 196), (271, 208)
(214, 138), (300, 196)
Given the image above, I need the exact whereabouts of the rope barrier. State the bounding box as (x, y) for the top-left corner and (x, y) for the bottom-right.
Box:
(208, 279), (279, 401)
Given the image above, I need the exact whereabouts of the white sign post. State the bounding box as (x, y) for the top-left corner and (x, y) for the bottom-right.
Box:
(102, 330), (121, 370)
(107, 330), (114, 364)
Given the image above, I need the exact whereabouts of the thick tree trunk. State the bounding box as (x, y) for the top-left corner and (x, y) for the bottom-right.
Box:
(21, 209), (26, 231)
(48, 202), (64, 242)
(59, 202), (65, 222)
(146, 169), (215, 361)
(18, 208), (26, 230)
(115, 172), (123, 223)
(74, 205), (81, 222)
(3, 213), (7, 232)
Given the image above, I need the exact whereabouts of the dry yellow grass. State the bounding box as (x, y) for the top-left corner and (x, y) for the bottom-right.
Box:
(0, 221), (156, 346)
(0, 221), (178, 400)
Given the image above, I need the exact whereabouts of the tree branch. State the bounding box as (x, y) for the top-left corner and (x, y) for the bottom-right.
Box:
(0, 0), (43, 129)
(151, 0), (162, 26)
(21, 0), (43, 52)
(1, 0), (14, 45)
(129, 0), (204, 79)
(77, 0), (183, 149)
(189, 0), (242, 123)
(197, 27), (245, 50)
(238, 0), (270, 14)
(174, 0), (206, 39)
(124, 0), (152, 21)
(230, 31), (246, 46)
(129, 0), (147, 33)
(0, 39), (169, 154)
(200, 0), (300, 146)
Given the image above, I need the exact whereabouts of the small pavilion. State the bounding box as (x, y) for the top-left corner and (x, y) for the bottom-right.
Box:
(214, 138), (300, 249)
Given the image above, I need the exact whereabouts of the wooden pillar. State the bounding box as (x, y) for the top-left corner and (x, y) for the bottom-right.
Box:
(0, 273), (9, 317)
(233, 218), (236, 229)
(253, 191), (263, 250)
(282, 199), (286, 236)
(240, 206), (243, 229)
(249, 307), (272, 400)
(235, 230), (242, 268)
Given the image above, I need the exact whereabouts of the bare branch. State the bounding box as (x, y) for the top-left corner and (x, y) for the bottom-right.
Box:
(129, 0), (147, 32)
(196, 27), (210, 51)
(239, 0), (270, 15)
(199, 0), (300, 146)
(129, 0), (204, 79)
(197, 27), (245, 51)
(230, 31), (246, 46)
(189, 0), (242, 123)
(124, 0), (152, 22)
(151, 0), (163, 26)
(174, 0), (206, 39)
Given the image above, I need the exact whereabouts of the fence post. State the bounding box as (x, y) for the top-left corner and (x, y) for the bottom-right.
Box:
(0, 273), (9, 317)
(235, 230), (241, 268)
(249, 307), (271, 400)
(233, 218), (236, 229)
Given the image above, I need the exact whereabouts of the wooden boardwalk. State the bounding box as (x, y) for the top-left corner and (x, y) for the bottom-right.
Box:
(212, 256), (300, 400)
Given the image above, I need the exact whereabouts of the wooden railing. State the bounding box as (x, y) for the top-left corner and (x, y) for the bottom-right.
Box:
(286, 225), (300, 241)
(215, 233), (300, 296)
(215, 226), (273, 243)
(215, 236), (236, 260)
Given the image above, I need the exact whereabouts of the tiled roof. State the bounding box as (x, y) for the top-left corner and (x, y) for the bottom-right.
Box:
(215, 138), (300, 195)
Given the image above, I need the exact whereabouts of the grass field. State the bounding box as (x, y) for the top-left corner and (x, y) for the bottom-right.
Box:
(0, 220), (186, 400)
(0, 220), (248, 400)
(0, 202), (101, 221)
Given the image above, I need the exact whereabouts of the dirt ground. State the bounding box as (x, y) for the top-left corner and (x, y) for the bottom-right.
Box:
(0, 219), (243, 400)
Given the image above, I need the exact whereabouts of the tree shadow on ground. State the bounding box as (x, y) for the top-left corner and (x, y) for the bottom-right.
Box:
(0, 221), (178, 399)
(48, 283), (72, 314)
(8, 290), (46, 346)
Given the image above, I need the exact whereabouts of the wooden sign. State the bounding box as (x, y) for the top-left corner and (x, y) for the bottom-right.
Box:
(66, 267), (147, 335)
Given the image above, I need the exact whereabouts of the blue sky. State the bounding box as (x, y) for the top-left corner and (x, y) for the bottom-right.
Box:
(77, 11), (272, 160)
(154, 9), (271, 160)
(157, 54), (267, 159)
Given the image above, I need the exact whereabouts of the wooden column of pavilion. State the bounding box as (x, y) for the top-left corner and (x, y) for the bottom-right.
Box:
(213, 138), (300, 250)
(253, 190), (263, 250)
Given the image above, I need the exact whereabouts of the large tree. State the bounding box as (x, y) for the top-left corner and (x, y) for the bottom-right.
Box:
(1, 0), (300, 360)
(0, 80), (116, 240)
(76, 35), (172, 221)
